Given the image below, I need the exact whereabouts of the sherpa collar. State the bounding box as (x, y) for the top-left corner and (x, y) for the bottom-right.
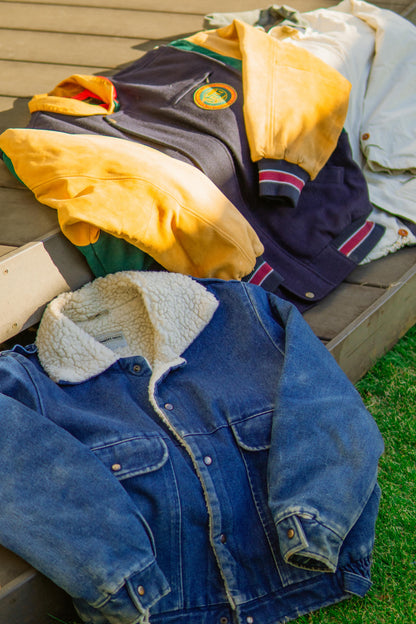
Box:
(36, 271), (219, 383)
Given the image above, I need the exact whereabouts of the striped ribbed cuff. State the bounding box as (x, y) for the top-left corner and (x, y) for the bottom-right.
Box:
(258, 159), (310, 207)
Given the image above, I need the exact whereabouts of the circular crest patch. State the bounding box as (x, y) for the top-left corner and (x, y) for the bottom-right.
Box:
(193, 83), (237, 110)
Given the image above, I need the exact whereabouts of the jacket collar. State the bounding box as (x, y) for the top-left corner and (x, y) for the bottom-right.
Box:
(36, 271), (218, 383)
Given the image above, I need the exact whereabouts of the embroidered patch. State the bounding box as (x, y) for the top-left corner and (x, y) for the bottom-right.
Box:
(193, 83), (237, 110)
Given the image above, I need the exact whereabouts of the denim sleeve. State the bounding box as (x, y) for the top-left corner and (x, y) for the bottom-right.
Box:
(258, 292), (384, 572)
(0, 354), (170, 621)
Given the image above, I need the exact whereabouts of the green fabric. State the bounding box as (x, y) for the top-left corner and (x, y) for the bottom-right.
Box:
(169, 40), (242, 71)
(78, 230), (156, 278)
(2, 152), (24, 185)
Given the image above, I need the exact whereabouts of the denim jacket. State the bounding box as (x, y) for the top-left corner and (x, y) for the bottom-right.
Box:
(0, 272), (383, 624)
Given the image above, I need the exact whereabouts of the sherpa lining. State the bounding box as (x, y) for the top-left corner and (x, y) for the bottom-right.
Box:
(36, 271), (219, 384)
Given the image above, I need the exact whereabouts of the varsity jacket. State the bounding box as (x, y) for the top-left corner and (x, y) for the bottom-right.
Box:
(0, 20), (384, 307)
(0, 271), (384, 624)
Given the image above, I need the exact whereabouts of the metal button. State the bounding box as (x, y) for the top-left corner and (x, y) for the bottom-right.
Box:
(361, 132), (370, 140)
(133, 364), (141, 373)
(305, 292), (315, 299)
(164, 403), (174, 410)
(137, 585), (145, 596)
(287, 528), (295, 539)
(398, 228), (409, 237)
(111, 463), (122, 472)
(220, 533), (227, 544)
(204, 456), (213, 466)
(220, 618), (228, 624)
(247, 617), (254, 624)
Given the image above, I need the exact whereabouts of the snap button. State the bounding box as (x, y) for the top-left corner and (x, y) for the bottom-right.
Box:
(111, 463), (122, 472)
(204, 456), (213, 466)
(220, 533), (227, 544)
(133, 364), (141, 373)
(137, 585), (145, 596)
(398, 228), (409, 237)
(287, 528), (295, 539)
(305, 291), (315, 299)
(361, 132), (370, 140)
(164, 403), (174, 410)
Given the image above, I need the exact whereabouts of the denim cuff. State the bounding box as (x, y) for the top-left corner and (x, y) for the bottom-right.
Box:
(275, 514), (342, 573)
(75, 560), (171, 624)
(125, 560), (171, 612)
(257, 159), (310, 207)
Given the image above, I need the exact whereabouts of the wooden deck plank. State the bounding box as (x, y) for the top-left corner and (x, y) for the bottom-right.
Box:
(303, 282), (383, 341)
(0, 60), (107, 98)
(0, 96), (30, 132)
(0, 244), (17, 257)
(0, 546), (30, 586)
(11, 0), (338, 14)
(0, 28), (148, 68)
(346, 246), (416, 288)
(0, 567), (77, 624)
(0, 233), (92, 341)
(0, 188), (59, 245)
(326, 260), (416, 381)
(0, 3), (202, 39)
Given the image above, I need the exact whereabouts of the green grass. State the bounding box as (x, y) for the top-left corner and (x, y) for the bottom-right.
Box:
(49, 325), (416, 624)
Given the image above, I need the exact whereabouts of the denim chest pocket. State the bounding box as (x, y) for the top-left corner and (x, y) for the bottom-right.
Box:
(230, 410), (272, 451)
(92, 436), (168, 480)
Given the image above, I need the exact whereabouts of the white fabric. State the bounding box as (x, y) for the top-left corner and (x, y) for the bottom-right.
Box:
(36, 271), (218, 383)
(269, 0), (416, 260)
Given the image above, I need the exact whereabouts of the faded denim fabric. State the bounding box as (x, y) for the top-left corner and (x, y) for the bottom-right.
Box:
(0, 279), (383, 624)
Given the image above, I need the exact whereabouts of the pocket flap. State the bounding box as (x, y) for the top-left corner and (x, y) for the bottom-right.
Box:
(92, 436), (168, 480)
(231, 411), (272, 451)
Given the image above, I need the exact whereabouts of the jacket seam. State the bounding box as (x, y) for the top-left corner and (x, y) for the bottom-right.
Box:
(241, 282), (285, 356)
(12, 356), (47, 417)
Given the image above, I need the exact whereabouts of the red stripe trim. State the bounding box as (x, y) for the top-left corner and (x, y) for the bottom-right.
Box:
(339, 221), (375, 256)
(72, 88), (100, 102)
(72, 88), (113, 110)
(249, 262), (274, 286)
(259, 170), (305, 192)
